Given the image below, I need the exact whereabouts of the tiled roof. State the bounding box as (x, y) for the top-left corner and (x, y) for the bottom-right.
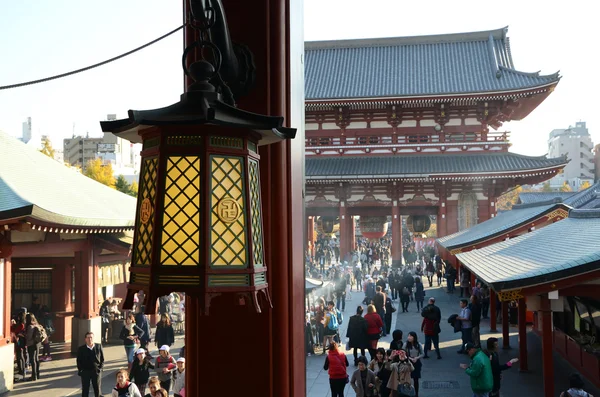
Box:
(563, 181), (600, 209)
(305, 27), (560, 100)
(455, 209), (600, 291)
(305, 153), (567, 179)
(436, 200), (568, 250)
(0, 131), (136, 228)
(518, 192), (575, 204)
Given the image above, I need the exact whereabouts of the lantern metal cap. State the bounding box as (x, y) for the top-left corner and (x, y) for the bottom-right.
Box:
(100, 89), (296, 146)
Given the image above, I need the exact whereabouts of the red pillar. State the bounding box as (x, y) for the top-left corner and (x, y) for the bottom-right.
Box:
(541, 296), (554, 397)
(2, 256), (11, 341)
(76, 239), (97, 318)
(339, 204), (349, 261)
(52, 263), (74, 342)
(489, 290), (497, 332)
(183, 0), (305, 395)
(349, 216), (356, 252)
(391, 205), (402, 268)
(517, 298), (528, 371)
(307, 216), (315, 258)
(471, 273), (476, 291)
(502, 300), (511, 349)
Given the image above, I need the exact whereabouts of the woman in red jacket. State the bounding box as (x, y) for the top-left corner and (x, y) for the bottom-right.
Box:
(323, 342), (349, 397)
(364, 304), (384, 361)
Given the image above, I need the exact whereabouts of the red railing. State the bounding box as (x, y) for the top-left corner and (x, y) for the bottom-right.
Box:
(306, 131), (509, 147)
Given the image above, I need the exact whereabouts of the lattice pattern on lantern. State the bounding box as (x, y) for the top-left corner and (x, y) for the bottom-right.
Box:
(210, 155), (247, 266)
(160, 156), (201, 266)
(248, 159), (264, 267)
(134, 157), (158, 266)
(210, 136), (244, 149)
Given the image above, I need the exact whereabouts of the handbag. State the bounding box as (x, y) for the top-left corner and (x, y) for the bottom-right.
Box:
(398, 382), (416, 397)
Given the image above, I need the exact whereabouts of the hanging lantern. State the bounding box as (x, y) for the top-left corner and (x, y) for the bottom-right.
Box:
(100, 32), (295, 314)
(359, 216), (388, 240)
(406, 215), (432, 233)
(317, 216), (339, 235)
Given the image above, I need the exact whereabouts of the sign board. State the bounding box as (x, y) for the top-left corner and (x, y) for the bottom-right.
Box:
(98, 143), (116, 152)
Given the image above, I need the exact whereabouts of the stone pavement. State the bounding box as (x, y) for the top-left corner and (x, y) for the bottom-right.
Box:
(306, 281), (600, 397)
(4, 335), (184, 397)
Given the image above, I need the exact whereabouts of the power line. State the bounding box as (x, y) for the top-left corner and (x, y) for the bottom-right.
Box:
(0, 24), (185, 91)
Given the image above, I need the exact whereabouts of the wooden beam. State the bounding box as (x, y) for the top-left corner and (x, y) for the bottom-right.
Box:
(97, 254), (128, 264)
(11, 240), (87, 257)
(520, 268), (600, 297)
(559, 284), (600, 299)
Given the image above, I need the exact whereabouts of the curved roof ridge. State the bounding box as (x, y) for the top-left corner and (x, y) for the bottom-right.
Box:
(305, 26), (509, 50)
(499, 65), (560, 80)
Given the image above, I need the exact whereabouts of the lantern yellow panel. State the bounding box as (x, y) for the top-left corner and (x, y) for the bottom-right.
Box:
(248, 159), (264, 267)
(160, 156), (201, 266)
(210, 155), (247, 267)
(133, 157), (158, 266)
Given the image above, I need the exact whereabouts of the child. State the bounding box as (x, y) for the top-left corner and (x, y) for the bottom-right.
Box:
(172, 358), (186, 397)
(130, 348), (154, 395)
(155, 345), (176, 392)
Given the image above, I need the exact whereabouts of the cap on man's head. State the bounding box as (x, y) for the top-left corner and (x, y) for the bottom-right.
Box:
(177, 357), (185, 363)
(159, 345), (170, 352)
(464, 342), (477, 351)
(429, 297), (435, 303)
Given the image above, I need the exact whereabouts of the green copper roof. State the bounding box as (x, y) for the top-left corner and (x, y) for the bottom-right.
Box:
(455, 209), (600, 291)
(0, 131), (136, 229)
(305, 27), (560, 100)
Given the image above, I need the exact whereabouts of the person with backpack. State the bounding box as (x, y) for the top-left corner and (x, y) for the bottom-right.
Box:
(399, 281), (411, 313)
(421, 297), (442, 359)
(560, 373), (595, 397)
(323, 301), (341, 354)
(25, 313), (46, 381)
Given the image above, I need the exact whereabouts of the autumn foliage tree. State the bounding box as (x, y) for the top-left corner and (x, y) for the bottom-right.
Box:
(496, 186), (523, 211)
(559, 182), (573, 192)
(84, 158), (116, 188)
(39, 136), (56, 159)
(579, 181), (591, 191)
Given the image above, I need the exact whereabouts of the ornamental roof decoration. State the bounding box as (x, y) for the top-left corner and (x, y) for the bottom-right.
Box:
(437, 199), (570, 250)
(305, 27), (560, 102)
(305, 152), (568, 182)
(0, 131), (136, 231)
(455, 208), (600, 291)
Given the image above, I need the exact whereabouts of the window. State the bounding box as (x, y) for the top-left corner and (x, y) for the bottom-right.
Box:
(12, 270), (52, 312)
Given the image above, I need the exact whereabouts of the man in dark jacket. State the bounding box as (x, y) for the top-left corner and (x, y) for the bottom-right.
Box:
(483, 337), (518, 396)
(469, 295), (482, 347)
(421, 297), (442, 359)
(76, 332), (104, 397)
(373, 286), (387, 336)
(135, 306), (151, 350)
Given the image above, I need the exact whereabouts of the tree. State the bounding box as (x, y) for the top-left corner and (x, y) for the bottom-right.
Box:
(128, 181), (139, 197)
(579, 181), (592, 191)
(559, 182), (573, 192)
(84, 158), (116, 188)
(541, 182), (552, 192)
(424, 223), (437, 238)
(496, 186), (523, 211)
(115, 175), (131, 194)
(39, 137), (55, 159)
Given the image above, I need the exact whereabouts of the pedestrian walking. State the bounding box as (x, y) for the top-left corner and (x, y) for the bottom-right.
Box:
(460, 342), (493, 397)
(154, 313), (175, 350)
(76, 332), (105, 397)
(111, 368), (142, 397)
(172, 358), (186, 397)
(483, 338), (518, 397)
(373, 286), (387, 336)
(384, 296), (395, 336)
(155, 345), (176, 392)
(130, 348), (155, 395)
(470, 295), (482, 347)
(135, 306), (151, 351)
(425, 261), (435, 287)
(386, 350), (414, 397)
(404, 331), (424, 397)
(100, 297), (113, 344)
(120, 313), (145, 370)
(364, 305), (384, 360)
(25, 313), (45, 381)
(11, 311), (27, 381)
(346, 306), (369, 366)
(480, 285), (490, 319)
(323, 301), (341, 353)
(414, 277), (425, 312)
(421, 297), (442, 359)
(456, 299), (473, 354)
(323, 342), (349, 397)
(350, 355), (376, 396)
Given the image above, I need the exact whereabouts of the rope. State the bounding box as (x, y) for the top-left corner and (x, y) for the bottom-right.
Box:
(0, 24), (185, 91)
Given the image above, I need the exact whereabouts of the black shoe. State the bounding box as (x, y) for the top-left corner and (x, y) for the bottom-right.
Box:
(423, 355), (429, 359)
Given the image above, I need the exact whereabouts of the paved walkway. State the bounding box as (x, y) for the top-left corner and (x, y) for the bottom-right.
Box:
(5, 335), (184, 397)
(307, 281), (600, 397)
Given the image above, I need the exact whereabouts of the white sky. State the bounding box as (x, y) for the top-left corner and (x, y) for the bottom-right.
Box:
(0, 0), (597, 156)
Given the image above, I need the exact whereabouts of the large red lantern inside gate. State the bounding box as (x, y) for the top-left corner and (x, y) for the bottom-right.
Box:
(359, 216), (388, 239)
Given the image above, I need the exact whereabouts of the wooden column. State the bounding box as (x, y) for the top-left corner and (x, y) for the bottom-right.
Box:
(489, 289), (498, 332)
(307, 216), (315, 258)
(52, 263), (74, 342)
(541, 295), (554, 397)
(184, 0), (305, 395)
(339, 204), (349, 260)
(1, 256), (11, 342)
(391, 204), (402, 268)
(76, 239), (96, 319)
(517, 298), (528, 371)
(437, 202), (447, 237)
(502, 300), (511, 349)
(349, 216), (356, 252)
